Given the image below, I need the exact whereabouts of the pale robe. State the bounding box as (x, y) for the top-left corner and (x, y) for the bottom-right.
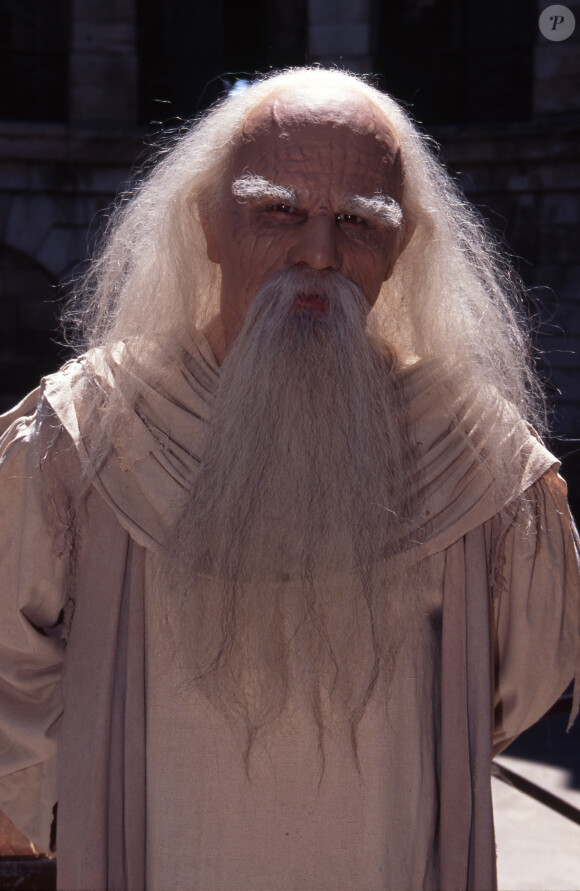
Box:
(0, 331), (578, 890)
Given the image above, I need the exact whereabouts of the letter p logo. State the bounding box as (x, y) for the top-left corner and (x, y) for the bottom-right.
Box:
(539, 5), (576, 40)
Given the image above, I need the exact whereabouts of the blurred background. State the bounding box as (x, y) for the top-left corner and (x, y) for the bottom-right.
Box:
(0, 0), (579, 886)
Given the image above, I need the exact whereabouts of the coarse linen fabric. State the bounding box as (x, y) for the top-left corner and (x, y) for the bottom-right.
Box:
(0, 331), (578, 890)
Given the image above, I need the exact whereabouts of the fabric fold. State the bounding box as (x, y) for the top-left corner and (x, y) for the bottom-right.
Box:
(0, 333), (577, 889)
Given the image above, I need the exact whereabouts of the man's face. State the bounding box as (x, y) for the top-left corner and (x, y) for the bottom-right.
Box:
(204, 91), (408, 350)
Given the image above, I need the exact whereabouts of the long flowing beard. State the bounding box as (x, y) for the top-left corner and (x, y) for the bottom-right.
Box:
(156, 268), (419, 766)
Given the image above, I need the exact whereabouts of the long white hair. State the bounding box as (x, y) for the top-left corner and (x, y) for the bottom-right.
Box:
(64, 66), (546, 462)
(62, 68), (548, 763)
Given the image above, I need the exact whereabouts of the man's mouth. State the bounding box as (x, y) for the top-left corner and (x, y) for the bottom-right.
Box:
(294, 292), (329, 316)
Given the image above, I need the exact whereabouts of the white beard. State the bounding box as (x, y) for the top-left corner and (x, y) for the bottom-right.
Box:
(156, 267), (419, 764)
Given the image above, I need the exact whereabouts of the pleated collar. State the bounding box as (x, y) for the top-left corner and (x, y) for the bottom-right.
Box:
(42, 334), (556, 559)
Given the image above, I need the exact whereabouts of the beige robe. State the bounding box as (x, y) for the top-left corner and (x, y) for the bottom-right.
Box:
(0, 332), (578, 890)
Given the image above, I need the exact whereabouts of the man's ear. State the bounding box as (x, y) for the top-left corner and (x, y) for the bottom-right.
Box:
(399, 218), (416, 255)
(198, 202), (221, 263)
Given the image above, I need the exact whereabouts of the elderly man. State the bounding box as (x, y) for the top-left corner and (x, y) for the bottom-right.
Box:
(0, 68), (578, 890)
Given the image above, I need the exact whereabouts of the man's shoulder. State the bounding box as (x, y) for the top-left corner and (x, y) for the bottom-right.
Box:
(0, 374), (82, 510)
(394, 356), (557, 551)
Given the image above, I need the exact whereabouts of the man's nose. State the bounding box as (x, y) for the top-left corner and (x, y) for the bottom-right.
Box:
(287, 214), (341, 271)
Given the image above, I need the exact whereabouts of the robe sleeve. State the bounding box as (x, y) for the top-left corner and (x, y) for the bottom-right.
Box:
(0, 397), (72, 850)
(492, 469), (580, 755)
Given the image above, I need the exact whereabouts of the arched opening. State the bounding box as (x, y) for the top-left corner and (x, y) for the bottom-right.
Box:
(0, 246), (67, 413)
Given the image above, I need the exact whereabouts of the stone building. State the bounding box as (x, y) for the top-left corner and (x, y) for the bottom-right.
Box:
(0, 0), (579, 864)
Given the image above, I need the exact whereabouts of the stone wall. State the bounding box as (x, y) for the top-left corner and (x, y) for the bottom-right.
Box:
(534, 0), (580, 116)
(69, 0), (138, 124)
(437, 119), (580, 438)
(308, 0), (372, 71)
(0, 122), (143, 409)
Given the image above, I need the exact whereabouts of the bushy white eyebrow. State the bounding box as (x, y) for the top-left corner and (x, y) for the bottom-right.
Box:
(231, 175), (403, 228)
(231, 174), (297, 205)
(343, 195), (404, 229)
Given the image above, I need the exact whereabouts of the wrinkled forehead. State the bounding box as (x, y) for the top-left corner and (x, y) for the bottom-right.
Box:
(230, 88), (403, 200)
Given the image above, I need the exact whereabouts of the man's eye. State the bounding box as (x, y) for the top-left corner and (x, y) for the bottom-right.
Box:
(336, 212), (367, 227)
(267, 203), (298, 215)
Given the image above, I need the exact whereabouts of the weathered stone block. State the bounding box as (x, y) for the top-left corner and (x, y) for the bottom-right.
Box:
(72, 0), (134, 23)
(546, 299), (580, 336)
(534, 44), (580, 115)
(309, 22), (370, 57)
(71, 22), (135, 54)
(532, 264), (580, 295)
(35, 226), (91, 280)
(69, 52), (138, 123)
(5, 195), (60, 257)
(539, 192), (580, 224)
(308, 0), (370, 26)
(539, 224), (580, 263)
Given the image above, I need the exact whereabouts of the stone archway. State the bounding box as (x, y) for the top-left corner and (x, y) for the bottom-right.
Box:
(0, 245), (67, 413)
